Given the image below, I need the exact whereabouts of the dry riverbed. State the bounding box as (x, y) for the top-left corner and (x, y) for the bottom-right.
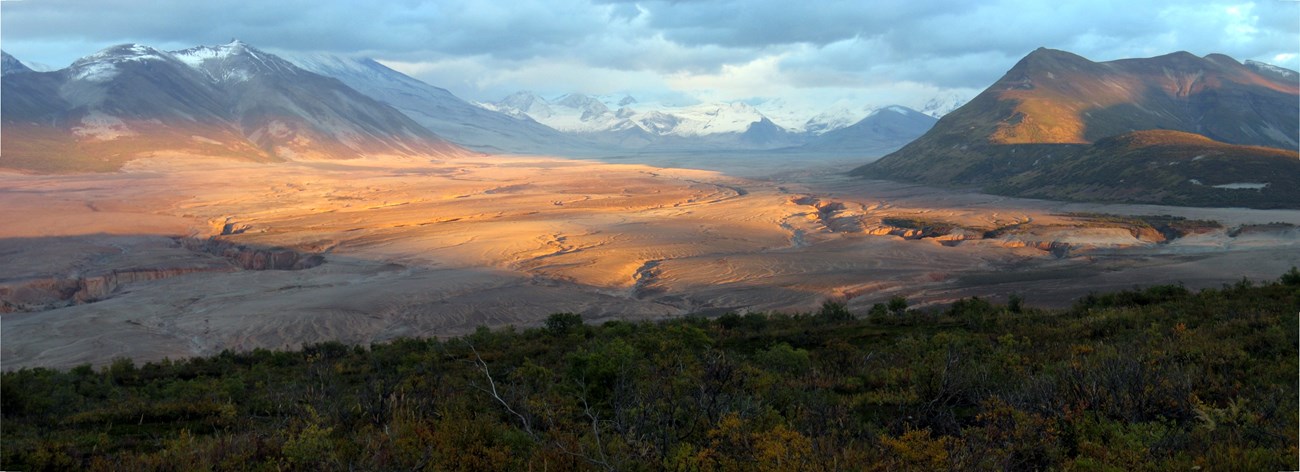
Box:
(3, 153), (1297, 369)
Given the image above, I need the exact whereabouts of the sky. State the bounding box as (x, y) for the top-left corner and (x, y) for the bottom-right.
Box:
(2, 0), (1297, 117)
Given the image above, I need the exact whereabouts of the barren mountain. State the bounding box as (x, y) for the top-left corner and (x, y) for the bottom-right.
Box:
(1, 41), (462, 172)
(853, 48), (1300, 208)
(283, 54), (586, 154)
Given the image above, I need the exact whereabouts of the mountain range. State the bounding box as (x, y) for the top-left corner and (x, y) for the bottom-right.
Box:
(2, 42), (947, 170)
(476, 92), (937, 152)
(853, 48), (1300, 208)
(282, 54), (588, 155)
(1, 41), (463, 172)
(8, 40), (1292, 210)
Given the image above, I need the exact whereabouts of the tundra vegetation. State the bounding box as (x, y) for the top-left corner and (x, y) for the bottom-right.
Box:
(3, 270), (1298, 471)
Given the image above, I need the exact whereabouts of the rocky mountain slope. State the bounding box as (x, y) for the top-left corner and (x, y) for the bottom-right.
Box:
(283, 53), (588, 154)
(1, 41), (462, 172)
(853, 48), (1300, 208)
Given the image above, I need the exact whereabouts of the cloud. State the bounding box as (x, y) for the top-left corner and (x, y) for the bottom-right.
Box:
(3, 0), (1296, 114)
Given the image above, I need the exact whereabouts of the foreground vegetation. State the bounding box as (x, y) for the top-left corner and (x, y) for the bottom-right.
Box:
(4, 272), (1299, 471)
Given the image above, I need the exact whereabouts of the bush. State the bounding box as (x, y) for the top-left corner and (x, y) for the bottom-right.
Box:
(1281, 266), (1300, 286)
(1007, 294), (1023, 313)
(817, 300), (853, 321)
(888, 296), (909, 316)
(543, 312), (584, 336)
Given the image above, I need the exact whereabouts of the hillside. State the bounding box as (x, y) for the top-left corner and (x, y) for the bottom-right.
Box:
(852, 48), (1300, 209)
(3, 272), (1297, 470)
(0, 42), (462, 173)
(988, 130), (1300, 208)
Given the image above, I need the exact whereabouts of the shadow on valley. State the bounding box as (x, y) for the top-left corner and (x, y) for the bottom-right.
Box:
(0, 234), (326, 314)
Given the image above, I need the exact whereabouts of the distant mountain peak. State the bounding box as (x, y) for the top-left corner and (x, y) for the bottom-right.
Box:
(880, 105), (918, 116)
(1023, 47), (1081, 60)
(555, 93), (609, 111)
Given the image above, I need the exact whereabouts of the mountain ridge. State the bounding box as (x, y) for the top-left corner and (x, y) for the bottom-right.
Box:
(281, 53), (585, 155)
(1, 41), (464, 172)
(852, 48), (1300, 209)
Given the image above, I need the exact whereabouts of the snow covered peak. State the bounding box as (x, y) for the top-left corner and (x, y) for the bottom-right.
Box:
(484, 91), (796, 137)
(171, 41), (301, 82)
(553, 93), (612, 121)
(67, 44), (173, 82)
(172, 41), (252, 67)
(83, 44), (169, 62)
(486, 91), (553, 119)
(1245, 60), (1298, 80)
(480, 90), (964, 140)
(919, 93), (969, 118)
(801, 106), (876, 135)
(72, 44), (169, 67)
(656, 102), (768, 136)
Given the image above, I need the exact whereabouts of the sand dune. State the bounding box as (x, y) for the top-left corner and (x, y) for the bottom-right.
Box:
(3, 153), (1297, 369)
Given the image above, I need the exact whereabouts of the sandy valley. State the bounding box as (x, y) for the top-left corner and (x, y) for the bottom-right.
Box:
(3, 153), (1298, 369)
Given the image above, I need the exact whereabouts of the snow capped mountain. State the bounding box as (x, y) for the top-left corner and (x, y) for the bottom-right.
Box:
(283, 55), (581, 154)
(64, 44), (177, 82)
(478, 93), (815, 150)
(2, 41), (462, 171)
(533, 93), (626, 132)
(801, 106), (876, 135)
(484, 91), (554, 119)
(1245, 59), (1298, 82)
(172, 40), (304, 83)
(918, 92), (969, 118)
(476, 91), (951, 152)
(655, 102), (772, 136)
(6, 39), (967, 163)
(483, 93), (785, 137)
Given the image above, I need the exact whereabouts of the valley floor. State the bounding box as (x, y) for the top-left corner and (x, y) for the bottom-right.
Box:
(2, 153), (1298, 369)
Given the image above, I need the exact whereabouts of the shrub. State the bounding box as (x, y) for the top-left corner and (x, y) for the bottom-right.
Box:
(543, 312), (584, 337)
